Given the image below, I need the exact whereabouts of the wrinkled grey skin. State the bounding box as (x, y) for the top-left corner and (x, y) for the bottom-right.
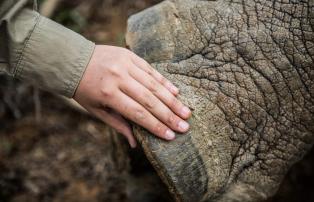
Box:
(126, 0), (314, 202)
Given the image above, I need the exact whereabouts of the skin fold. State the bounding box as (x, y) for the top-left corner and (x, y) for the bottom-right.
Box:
(126, 0), (314, 201)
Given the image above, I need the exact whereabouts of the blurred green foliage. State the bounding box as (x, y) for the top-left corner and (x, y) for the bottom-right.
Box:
(39, 0), (87, 33)
(54, 9), (87, 33)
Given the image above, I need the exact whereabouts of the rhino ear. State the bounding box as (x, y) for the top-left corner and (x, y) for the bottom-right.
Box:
(126, 1), (179, 63)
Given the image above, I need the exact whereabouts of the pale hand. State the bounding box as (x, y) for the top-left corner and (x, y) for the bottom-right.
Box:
(74, 45), (191, 148)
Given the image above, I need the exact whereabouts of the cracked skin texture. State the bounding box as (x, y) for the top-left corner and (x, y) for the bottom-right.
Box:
(126, 0), (314, 201)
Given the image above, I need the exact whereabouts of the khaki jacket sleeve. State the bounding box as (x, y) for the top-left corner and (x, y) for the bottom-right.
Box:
(0, 0), (95, 97)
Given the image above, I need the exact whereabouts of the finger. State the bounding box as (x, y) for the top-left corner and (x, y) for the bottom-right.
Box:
(120, 77), (190, 133)
(94, 107), (137, 148)
(130, 53), (179, 95)
(129, 65), (192, 119)
(108, 91), (176, 141)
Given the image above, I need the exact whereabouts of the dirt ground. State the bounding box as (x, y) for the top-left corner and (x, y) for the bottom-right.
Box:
(1, 1), (314, 202)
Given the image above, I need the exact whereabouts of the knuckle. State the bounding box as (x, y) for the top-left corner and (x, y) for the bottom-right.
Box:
(147, 69), (154, 76)
(108, 65), (123, 77)
(160, 76), (167, 85)
(143, 95), (155, 110)
(148, 79), (159, 93)
(134, 108), (146, 122)
(154, 122), (166, 136)
(101, 87), (113, 97)
(167, 113), (178, 126)
(169, 96), (179, 109)
(124, 48), (135, 58)
(123, 47), (132, 53)
(118, 47), (127, 52)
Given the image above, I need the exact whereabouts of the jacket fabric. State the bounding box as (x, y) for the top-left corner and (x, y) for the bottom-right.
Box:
(0, 0), (95, 97)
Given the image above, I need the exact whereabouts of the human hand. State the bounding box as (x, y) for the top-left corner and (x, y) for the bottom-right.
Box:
(74, 45), (191, 148)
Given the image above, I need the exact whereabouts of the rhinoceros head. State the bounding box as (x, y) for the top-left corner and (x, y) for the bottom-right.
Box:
(126, 0), (314, 201)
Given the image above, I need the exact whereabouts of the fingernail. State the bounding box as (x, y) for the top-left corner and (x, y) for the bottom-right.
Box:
(181, 106), (191, 117)
(178, 121), (190, 131)
(165, 130), (176, 140)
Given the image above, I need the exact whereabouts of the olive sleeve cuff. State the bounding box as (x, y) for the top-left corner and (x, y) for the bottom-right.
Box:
(14, 9), (95, 97)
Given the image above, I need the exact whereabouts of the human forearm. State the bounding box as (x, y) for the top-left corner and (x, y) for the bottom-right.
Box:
(0, 0), (95, 97)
